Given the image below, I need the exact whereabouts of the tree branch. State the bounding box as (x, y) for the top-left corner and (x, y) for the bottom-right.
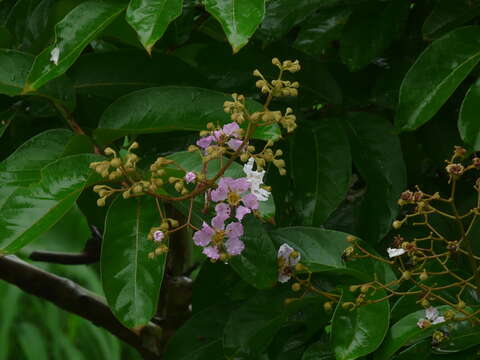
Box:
(0, 255), (161, 360)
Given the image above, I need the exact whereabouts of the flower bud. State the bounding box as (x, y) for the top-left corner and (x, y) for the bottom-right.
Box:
(401, 271), (412, 280)
(96, 197), (106, 207)
(323, 302), (333, 312)
(104, 147), (115, 156)
(444, 309), (455, 320)
(291, 283), (301, 292)
(392, 220), (402, 229)
(420, 298), (430, 307)
(419, 271), (428, 281)
(346, 235), (356, 243)
(456, 300), (466, 309)
(110, 157), (122, 168)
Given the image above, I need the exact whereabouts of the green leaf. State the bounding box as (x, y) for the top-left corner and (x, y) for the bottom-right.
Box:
(344, 113), (406, 243)
(270, 227), (395, 283)
(435, 319), (480, 353)
(0, 153), (101, 253)
(290, 118), (351, 226)
(164, 304), (233, 360)
(229, 215), (277, 289)
(393, 339), (431, 360)
(192, 261), (255, 313)
(70, 50), (204, 99)
(94, 86), (281, 144)
(24, 1), (125, 92)
(101, 195), (167, 327)
(204, 0), (265, 53)
(126, 0), (183, 53)
(422, 0), (480, 39)
(0, 128), (77, 209)
(340, 0), (409, 71)
(294, 8), (351, 57)
(302, 340), (335, 360)
(0, 48), (75, 109)
(223, 287), (290, 358)
(459, 77), (480, 150)
(395, 26), (480, 132)
(257, 0), (362, 44)
(332, 288), (390, 360)
(374, 306), (452, 360)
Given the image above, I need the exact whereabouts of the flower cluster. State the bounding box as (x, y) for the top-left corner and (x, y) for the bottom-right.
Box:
(89, 57), (300, 262)
(192, 158), (270, 261)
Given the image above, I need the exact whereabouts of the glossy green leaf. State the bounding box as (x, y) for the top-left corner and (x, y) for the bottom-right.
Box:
(70, 50), (204, 99)
(344, 113), (406, 243)
(290, 118), (351, 226)
(204, 0), (265, 53)
(422, 0), (480, 39)
(223, 287), (290, 358)
(340, 0), (409, 71)
(101, 195), (167, 327)
(0, 153), (101, 253)
(435, 319), (480, 353)
(302, 340), (335, 360)
(332, 288), (390, 360)
(374, 306), (452, 360)
(6, 0), (57, 53)
(24, 1), (125, 92)
(270, 227), (395, 283)
(294, 8), (351, 57)
(395, 26), (480, 132)
(393, 339), (431, 360)
(126, 0), (183, 53)
(257, 0), (362, 44)
(192, 261), (254, 313)
(95, 86), (281, 144)
(459, 77), (480, 150)
(0, 48), (75, 109)
(0, 128), (77, 209)
(164, 304), (233, 360)
(229, 215), (277, 289)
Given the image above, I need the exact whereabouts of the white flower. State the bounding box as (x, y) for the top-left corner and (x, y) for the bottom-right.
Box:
(50, 47), (60, 65)
(243, 157), (270, 201)
(387, 247), (406, 258)
(277, 243), (300, 283)
(417, 307), (445, 329)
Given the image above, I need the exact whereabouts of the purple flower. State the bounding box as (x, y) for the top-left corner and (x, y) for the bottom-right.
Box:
(185, 171), (196, 184)
(235, 206), (251, 221)
(211, 177), (251, 206)
(417, 307), (445, 329)
(212, 203), (231, 228)
(227, 138), (244, 151)
(203, 246), (220, 260)
(222, 122), (240, 137)
(196, 135), (214, 149)
(153, 230), (165, 243)
(192, 221), (245, 260)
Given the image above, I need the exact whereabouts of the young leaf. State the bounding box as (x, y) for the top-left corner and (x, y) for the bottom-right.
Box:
(290, 118), (351, 226)
(340, 0), (409, 71)
(0, 153), (101, 253)
(344, 113), (406, 243)
(126, 0), (183, 54)
(94, 86), (280, 144)
(332, 289), (390, 360)
(203, 0), (265, 53)
(229, 215), (277, 289)
(101, 196), (168, 327)
(24, 1), (125, 92)
(164, 304), (233, 360)
(395, 26), (480, 132)
(459, 77), (480, 150)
